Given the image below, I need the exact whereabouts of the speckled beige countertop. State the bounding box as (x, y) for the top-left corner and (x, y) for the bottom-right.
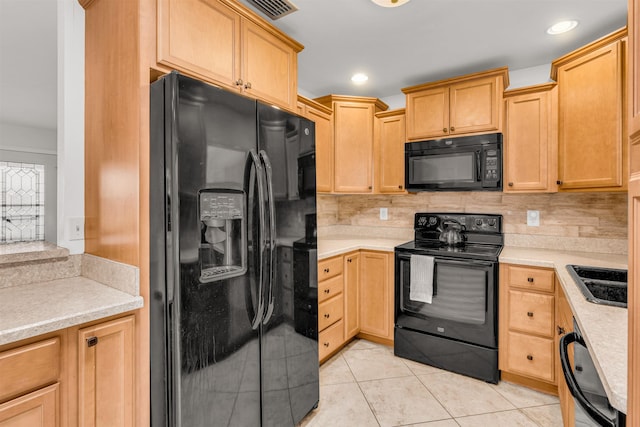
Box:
(0, 244), (144, 346)
(318, 237), (410, 259)
(500, 247), (627, 413)
(318, 237), (628, 413)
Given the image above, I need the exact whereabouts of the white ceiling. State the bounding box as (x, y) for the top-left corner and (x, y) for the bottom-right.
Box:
(0, 0), (57, 130)
(0, 0), (628, 131)
(239, 0), (628, 100)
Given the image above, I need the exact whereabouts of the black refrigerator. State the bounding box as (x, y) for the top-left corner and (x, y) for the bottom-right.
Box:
(150, 72), (319, 426)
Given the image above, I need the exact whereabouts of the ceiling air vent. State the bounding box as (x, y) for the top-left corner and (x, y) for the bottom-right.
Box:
(247, 0), (298, 20)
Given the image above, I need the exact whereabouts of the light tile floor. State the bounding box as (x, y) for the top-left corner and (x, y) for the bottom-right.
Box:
(299, 339), (563, 427)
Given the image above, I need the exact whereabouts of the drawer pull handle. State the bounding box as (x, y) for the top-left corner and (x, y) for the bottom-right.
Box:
(527, 311), (534, 317)
(324, 289), (330, 294)
(324, 314), (330, 318)
(324, 268), (330, 273)
(527, 277), (534, 283)
(87, 336), (99, 347)
(557, 326), (566, 335)
(527, 354), (534, 361)
(323, 342), (330, 347)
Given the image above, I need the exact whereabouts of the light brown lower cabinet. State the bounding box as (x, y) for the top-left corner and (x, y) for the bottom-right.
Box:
(0, 383), (59, 427)
(318, 250), (394, 363)
(556, 281), (575, 427)
(499, 263), (558, 394)
(0, 313), (136, 427)
(77, 315), (135, 427)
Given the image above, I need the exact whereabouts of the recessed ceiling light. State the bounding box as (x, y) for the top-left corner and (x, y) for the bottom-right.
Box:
(371, 0), (411, 8)
(351, 73), (369, 84)
(547, 20), (579, 35)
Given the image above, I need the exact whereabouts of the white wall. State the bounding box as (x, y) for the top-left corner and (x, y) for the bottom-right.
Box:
(507, 64), (553, 90)
(56, 0), (84, 254)
(0, 122), (57, 154)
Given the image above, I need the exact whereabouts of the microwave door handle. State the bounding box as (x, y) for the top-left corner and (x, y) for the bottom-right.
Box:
(559, 332), (616, 427)
(476, 150), (482, 182)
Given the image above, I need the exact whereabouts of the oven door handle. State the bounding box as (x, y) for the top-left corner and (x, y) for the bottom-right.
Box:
(559, 331), (616, 427)
(396, 253), (494, 268)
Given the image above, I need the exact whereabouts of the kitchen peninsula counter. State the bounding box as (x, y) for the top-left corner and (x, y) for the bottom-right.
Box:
(500, 247), (628, 414)
(0, 244), (143, 346)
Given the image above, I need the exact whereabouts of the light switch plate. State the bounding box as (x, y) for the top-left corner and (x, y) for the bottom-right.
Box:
(527, 210), (540, 227)
(380, 208), (388, 221)
(68, 217), (84, 240)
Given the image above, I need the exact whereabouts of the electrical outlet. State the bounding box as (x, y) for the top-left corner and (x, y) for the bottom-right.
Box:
(380, 208), (388, 221)
(68, 217), (84, 240)
(527, 210), (540, 227)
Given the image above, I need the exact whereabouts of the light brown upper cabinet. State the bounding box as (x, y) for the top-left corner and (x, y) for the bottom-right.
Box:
(374, 109), (407, 194)
(315, 95), (388, 193)
(503, 83), (558, 193)
(551, 28), (627, 191)
(402, 67), (509, 141)
(157, 0), (302, 111)
(297, 96), (334, 193)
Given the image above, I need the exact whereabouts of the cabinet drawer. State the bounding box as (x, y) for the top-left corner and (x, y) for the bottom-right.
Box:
(506, 265), (555, 293)
(319, 274), (343, 303)
(0, 338), (60, 402)
(508, 290), (555, 337)
(318, 294), (344, 331)
(506, 331), (555, 383)
(318, 256), (343, 281)
(319, 319), (344, 361)
(0, 383), (59, 426)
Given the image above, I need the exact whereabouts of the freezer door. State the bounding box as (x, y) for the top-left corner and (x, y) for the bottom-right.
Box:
(257, 103), (319, 426)
(151, 72), (264, 427)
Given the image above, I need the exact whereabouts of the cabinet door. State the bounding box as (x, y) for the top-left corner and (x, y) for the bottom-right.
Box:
(556, 283), (575, 427)
(0, 384), (58, 427)
(344, 252), (360, 340)
(359, 251), (393, 341)
(241, 19), (297, 110)
(307, 105), (334, 193)
(333, 102), (374, 193)
(375, 112), (406, 193)
(157, 0), (241, 89)
(449, 76), (501, 136)
(78, 316), (134, 427)
(504, 87), (557, 192)
(557, 39), (625, 190)
(405, 86), (449, 140)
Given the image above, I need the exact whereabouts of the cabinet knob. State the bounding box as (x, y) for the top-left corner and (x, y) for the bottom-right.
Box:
(324, 268), (330, 273)
(87, 336), (99, 347)
(398, 185), (403, 189)
(323, 342), (330, 347)
(235, 79), (243, 86)
(557, 326), (566, 335)
(443, 127), (448, 133)
(527, 277), (534, 283)
(526, 354), (534, 361)
(244, 82), (252, 90)
(556, 180), (563, 185)
(324, 313), (330, 318)
(324, 289), (330, 294)
(508, 182), (514, 187)
(368, 186), (372, 190)
(450, 126), (455, 132)
(347, 258), (352, 263)
(527, 311), (534, 317)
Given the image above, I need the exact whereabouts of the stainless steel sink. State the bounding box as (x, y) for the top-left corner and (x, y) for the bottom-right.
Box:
(566, 265), (627, 308)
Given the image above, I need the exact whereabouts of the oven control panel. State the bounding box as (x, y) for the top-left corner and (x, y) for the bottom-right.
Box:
(415, 213), (502, 233)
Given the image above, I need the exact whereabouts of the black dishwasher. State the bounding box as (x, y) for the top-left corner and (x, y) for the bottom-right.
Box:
(560, 320), (626, 426)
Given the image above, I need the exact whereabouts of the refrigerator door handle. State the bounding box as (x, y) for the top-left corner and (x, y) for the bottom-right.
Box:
(259, 150), (277, 325)
(245, 149), (266, 330)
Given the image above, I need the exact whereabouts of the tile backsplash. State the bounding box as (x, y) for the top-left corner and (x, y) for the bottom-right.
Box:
(317, 192), (628, 254)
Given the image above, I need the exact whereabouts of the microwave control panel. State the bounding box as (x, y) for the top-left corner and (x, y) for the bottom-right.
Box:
(483, 149), (500, 184)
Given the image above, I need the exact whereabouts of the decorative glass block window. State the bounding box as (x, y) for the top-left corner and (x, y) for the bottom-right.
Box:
(0, 162), (45, 243)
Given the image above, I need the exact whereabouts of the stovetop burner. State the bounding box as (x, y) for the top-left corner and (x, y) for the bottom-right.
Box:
(396, 212), (504, 261)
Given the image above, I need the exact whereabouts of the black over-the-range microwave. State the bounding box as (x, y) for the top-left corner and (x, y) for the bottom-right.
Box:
(404, 132), (503, 192)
